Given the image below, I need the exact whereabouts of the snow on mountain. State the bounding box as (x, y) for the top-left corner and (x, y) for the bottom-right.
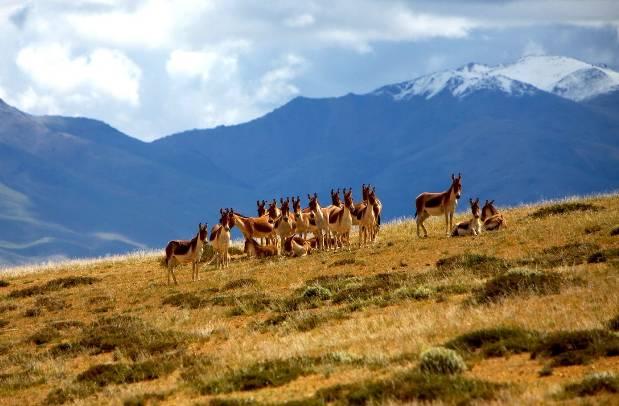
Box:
(374, 55), (619, 102)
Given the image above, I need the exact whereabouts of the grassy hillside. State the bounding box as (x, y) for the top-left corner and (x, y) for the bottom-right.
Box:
(1, 194), (618, 405)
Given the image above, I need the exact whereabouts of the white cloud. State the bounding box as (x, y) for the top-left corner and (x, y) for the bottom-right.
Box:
(285, 14), (315, 28)
(16, 43), (141, 105)
(255, 54), (305, 104)
(63, 0), (213, 49)
(165, 41), (249, 83)
(12, 87), (60, 115)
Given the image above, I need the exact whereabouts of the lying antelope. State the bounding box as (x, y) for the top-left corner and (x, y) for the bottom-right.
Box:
(209, 209), (233, 269)
(164, 223), (207, 285)
(232, 211), (276, 251)
(244, 238), (278, 258)
(283, 235), (312, 257)
(291, 196), (318, 240)
(415, 173), (462, 237)
(481, 199), (506, 231)
(327, 188), (355, 250)
(451, 198), (482, 236)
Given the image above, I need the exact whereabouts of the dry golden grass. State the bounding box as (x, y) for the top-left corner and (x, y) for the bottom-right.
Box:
(0, 194), (618, 405)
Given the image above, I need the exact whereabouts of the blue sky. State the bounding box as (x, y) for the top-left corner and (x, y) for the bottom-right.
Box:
(0, 0), (618, 141)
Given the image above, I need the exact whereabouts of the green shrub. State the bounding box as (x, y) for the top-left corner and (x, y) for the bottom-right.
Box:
(532, 329), (619, 367)
(77, 359), (178, 387)
(475, 268), (563, 303)
(302, 285), (333, 300)
(562, 372), (618, 398)
(529, 202), (601, 218)
(418, 347), (466, 375)
(445, 326), (540, 358)
(524, 243), (600, 268)
(30, 327), (60, 345)
(222, 278), (257, 290)
(0, 280), (9, 287)
(607, 313), (619, 331)
(162, 292), (209, 309)
(123, 391), (168, 406)
(44, 382), (97, 405)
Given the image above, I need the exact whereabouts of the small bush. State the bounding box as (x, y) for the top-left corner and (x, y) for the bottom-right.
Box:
(49, 342), (83, 358)
(475, 268), (563, 303)
(538, 365), (553, 377)
(315, 369), (502, 404)
(302, 285), (333, 300)
(9, 276), (99, 298)
(0, 304), (17, 312)
(529, 202), (601, 218)
(49, 320), (85, 330)
(24, 307), (42, 317)
(162, 292), (209, 309)
(393, 286), (433, 301)
(562, 372), (618, 397)
(436, 253), (510, 276)
(611, 225), (619, 236)
(189, 357), (311, 394)
(77, 359), (178, 387)
(533, 329), (619, 367)
(80, 315), (187, 360)
(30, 327), (60, 345)
(418, 347), (467, 375)
(331, 257), (364, 267)
(587, 248), (619, 264)
(446, 326), (540, 358)
(123, 391), (168, 406)
(222, 278), (257, 290)
(0, 279), (9, 287)
(35, 296), (69, 311)
(45, 382), (97, 405)
(524, 243), (600, 268)
(584, 225), (601, 234)
(0, 319), (8, 328)
(0, 370), (46, 392)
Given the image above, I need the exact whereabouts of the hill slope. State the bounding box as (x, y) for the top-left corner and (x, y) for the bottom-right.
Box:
(0, 194), (618, 404)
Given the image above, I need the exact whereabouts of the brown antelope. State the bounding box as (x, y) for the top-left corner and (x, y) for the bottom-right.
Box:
(256, 200), (267, 216)
(415, 173), (463, 237)
(352, 184), (370, 226)
(308, 193), (336, 250)
(164, 223), (207, 285)
(273, 197), (296, 253)
(451, 198), (482, 237)
(481, 200), (506, 231)
(329, 188), (343, 208)
(209, 209), (233, 269)
(327, 188), (355, 250)
(231, 211), (276, 250)
(283, 235), (312, 257)
(369, 185), (383, 237)
(292, 196), (319, 240)
(244, 238), (278, 258)
(356, 189), (377, 246)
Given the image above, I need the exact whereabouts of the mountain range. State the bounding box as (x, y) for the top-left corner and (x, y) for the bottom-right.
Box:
(1, 55), (618, 266)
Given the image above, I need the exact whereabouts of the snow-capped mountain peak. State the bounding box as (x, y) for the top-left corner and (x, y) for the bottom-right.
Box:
(374, 55), (619, 102)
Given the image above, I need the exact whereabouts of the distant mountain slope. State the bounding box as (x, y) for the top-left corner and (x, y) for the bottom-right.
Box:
(1, 55), (619, 265)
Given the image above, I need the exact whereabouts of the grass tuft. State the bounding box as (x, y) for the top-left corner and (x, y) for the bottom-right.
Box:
(162, 292), (209, 309)
(0, 280), (9, 287)
(222, 278), (258, 290)
(9, 276), (99, 298)
(607, 313), (619, 331)
(532, 329), (619, 367)
(436, 253), (510, 276)
(445, 326), (540, 358)
(418, 347), (467, 375)
(611, 225), (619, 236)
(524, 243), (600, 268)
(80, 315), (188, 360)
(29, 327), (60, 345)
(474, 268), (563, 303)
(562, 372), (618, 398)
(529, 202), (601, 218)
(76, 358), (178, 387)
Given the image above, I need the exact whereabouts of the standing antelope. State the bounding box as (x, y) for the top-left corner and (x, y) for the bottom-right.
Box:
(209, 209), (233, 269)
(231, 211), (276, 253)
(164, 223), (208, 285)
(273, 197), (296, 254)
(481, 200), (506, 231)
(329, 188), (343, 208)
(308, 193), (334, 250)
(292, 196), (319, 240)
(451, 198), (482, 236)
(369, 185), (383, 237)
(327, 188), (355, 250)
(357, 189), (377, 246)
(415, 173), (462, 237)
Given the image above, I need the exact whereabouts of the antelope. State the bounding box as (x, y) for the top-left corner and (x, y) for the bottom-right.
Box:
(231, 211), (276, 251)
(415, 173), (462, 237)
(292, 196), (319, 240)
(209, 209), (233, 269)
(329, 188), (343, 208)
(164, 223), (207, 285)
(283, 235), (312, 257)
(369, 185), (383, 237)
(451, 198), (482, 237)
(327, 188), (355, 250)
(256, 200), (267, 216)
(352, 184), (370, 226)
(356, 189), (377, 246)
(273, 197), (296, 253)
(308, 193), (335, 250)
(244, 238), (278, 258)
(481, 200), (506, 231)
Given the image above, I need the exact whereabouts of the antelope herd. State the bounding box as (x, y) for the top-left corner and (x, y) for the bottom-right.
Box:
(164, 175), (505, 284)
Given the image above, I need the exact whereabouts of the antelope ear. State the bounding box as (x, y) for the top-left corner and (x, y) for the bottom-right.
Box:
(314, 192), (318, 198)
(469, 198), (473, 204)
(280, 197), (284, 204)
(458, 172), (462, 179)
(490, 200), (495, 205)
(307, 193), (311, 200)
(485, 200), (489, 205)
(331, 188), (334, 194)
(451, 173), (455, 180)
(220, 208), (223, 214)
(475, 198), (480, 204)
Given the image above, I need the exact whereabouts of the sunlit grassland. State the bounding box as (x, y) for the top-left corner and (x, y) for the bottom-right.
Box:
(0, 194), (618, 405)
